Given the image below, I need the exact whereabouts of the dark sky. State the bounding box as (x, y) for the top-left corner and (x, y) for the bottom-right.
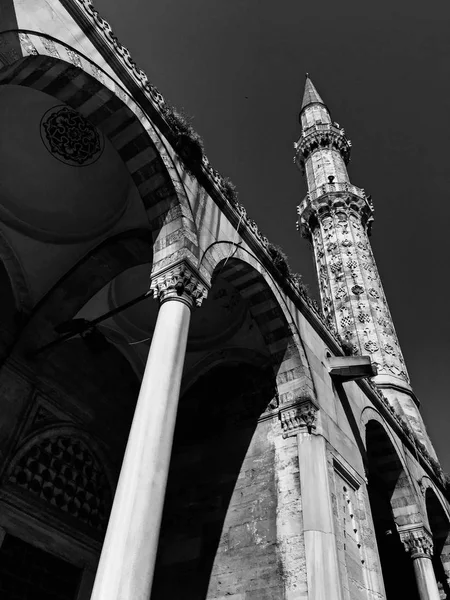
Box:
(94, 0), (450, 471)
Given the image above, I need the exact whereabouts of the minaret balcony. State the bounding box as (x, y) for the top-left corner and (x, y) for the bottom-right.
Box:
(294, 123), (352, 165)
(297, 183), (374, 239)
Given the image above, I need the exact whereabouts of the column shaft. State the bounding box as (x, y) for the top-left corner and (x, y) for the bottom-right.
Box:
(90, 298), (192, 600)
(412, 557), (441, 600)
(298, 433), (343, 600)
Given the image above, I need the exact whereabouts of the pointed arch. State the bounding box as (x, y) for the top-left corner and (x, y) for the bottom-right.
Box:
(362, 413), (421, 528)
(202, 243), (315, 405)
(15, 229), (154, 352)
(424, 485), (450, 595)
(0, 38), (200, 265)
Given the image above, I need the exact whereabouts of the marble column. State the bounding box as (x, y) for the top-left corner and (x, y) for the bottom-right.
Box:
(90, 262), (208, 600)
(400, 526), (441, 600)
(289, 400), (344, 600)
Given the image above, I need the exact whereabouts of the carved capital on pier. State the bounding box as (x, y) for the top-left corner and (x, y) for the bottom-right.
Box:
(279, 397), (319, 437)
(399, 525), (434, 559)
(150, 261), (209, 308)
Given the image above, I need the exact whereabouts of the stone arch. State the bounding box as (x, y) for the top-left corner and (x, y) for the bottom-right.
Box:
(0, 229), (32, 360)
(202, 243), (315, 405)
(424, 485), (450, 595)
(0, 229), (32, 317)
(181, 347), (271, 397)
(364, 412), (422, 599)
(0, 36), (199, 265)
(364, 416), (421, 527)
(14, 229), (154, 354)
(4, 424), (114, 534)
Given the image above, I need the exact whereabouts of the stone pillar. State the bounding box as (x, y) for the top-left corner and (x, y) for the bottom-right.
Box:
(400, 526), (441, 600)
(282, 398), (344, 600)
(90, 262), (208, 600)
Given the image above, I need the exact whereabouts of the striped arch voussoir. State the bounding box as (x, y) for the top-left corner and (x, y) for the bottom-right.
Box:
(206, 247), (315, 405)
(0, 48), (199, 264)
(363, 410), (421, 528)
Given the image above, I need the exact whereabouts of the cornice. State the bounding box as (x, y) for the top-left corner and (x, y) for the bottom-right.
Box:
(294, 123), (352, 168)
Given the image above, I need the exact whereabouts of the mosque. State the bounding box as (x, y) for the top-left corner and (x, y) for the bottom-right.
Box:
(0, 1), (447, 599)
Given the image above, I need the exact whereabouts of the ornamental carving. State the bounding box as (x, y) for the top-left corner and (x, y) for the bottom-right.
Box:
(41, 106), (103, 166)
(351, 285), (364, 296)
(330, 260), (343, 274)
(279, 398), (319, 437)
(399, 526), (434, 559)
(151, 262), (208, 307)
(9, 435), (111, 531)
(364, 340), (379, 353)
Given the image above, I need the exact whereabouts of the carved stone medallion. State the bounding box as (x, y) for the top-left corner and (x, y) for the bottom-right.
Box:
(41, 105), (104, 166)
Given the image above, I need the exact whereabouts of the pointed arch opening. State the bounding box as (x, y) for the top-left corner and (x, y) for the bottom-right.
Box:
(365, 419), (420, 599)
(425, 486), (450, 596)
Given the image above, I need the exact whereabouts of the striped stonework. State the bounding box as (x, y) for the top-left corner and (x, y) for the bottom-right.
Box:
(0, 51), (199, 267)
(217, 257), (315, 407)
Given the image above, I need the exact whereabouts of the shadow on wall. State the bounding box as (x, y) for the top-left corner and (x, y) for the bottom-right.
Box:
(152, 363), (279, 599)
(365, 420), (420, 600)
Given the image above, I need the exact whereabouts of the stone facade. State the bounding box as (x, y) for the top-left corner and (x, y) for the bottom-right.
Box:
(0, 3), (446, 600)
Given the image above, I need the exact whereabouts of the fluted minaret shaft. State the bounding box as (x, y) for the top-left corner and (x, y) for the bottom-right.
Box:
(295, 77), (409, 391)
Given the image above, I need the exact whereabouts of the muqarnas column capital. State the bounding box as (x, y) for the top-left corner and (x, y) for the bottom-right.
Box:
(399, 525), (434, 559)
(279, 396), (319, 437)
(150, 261), (209, 308)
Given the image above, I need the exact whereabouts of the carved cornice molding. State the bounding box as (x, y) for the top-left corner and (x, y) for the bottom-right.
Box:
(298, 191), (374, 240)
(399, 525), (434, 559)
(279, 397), (319, 437)
(73, 0), (166, 109)
(294, 123), (352, 167)
(150, 261), (209, 308)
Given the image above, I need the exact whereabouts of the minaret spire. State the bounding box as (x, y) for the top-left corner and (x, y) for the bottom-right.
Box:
(294, 76), (435, 456)
(301, 74), (325, 112)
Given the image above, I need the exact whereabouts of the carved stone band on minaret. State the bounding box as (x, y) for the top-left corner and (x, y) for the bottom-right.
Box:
(150, 261), (209, 308)
(294, 122), (352, 174)
(400, 526), (434, 559)
(297, 185), (374, 241)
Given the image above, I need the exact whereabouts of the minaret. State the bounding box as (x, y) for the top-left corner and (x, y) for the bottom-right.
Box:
(295, 75), (435, 454)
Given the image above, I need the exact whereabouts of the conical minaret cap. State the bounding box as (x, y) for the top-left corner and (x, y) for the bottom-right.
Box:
(301, 74), (325, 112)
